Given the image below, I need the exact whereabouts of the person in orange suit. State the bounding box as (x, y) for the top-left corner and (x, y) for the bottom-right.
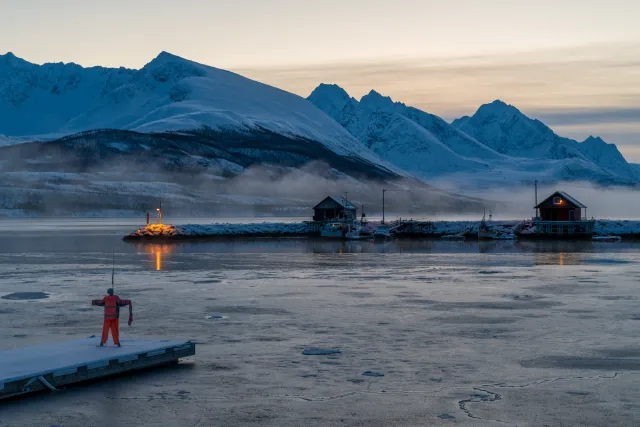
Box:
(92, 288), (132, 347)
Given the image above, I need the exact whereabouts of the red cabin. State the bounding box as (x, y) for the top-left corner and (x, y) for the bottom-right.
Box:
(534, 191), (586, 221)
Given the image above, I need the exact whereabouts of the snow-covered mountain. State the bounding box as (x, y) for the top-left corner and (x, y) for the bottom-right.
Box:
(452, 101), (637, 178)
(308, 84), (503, 177)
(578, 136), (638, 181)
(0, 51), (402, 172)
(0, 52), (488, 215)
(309, 85), (638, 187)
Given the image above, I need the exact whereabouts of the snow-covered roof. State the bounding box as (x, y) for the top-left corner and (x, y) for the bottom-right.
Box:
(313, 196), (357, 210)
(535, 191), (586, 209)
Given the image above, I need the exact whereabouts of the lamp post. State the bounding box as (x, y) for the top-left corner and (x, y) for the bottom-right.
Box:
(382, 189), (386, 224)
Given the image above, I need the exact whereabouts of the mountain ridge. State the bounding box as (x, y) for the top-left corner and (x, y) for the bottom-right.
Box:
(0, 51), (412, 178)
(309, 84), (637, 187)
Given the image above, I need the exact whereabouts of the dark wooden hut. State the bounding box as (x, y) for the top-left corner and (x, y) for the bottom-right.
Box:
(535, 191), (586, 221)
(533, 191), (593, 237)
(313, 196), (357, 221)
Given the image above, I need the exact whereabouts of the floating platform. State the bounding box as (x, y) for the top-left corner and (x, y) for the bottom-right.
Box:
(0, 337), (195, 400)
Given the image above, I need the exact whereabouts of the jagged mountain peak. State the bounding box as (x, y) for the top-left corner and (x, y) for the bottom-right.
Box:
(474, 99), (522, 118)
(360, 89), (400, 111)
(308, 84), (507, 178)
(583, 135), (607, 145)
(144, 51), (194, 68)
(0, 51), (32, 69)
(308, 83), (352, 105)
(308, 83), (356, 118)
(139, 51), (206, 82)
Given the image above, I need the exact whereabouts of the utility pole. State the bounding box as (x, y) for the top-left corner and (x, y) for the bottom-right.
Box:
(534, 180), (538, 219)
(382, 189), (386, 224)
(344, 192), (349, 219)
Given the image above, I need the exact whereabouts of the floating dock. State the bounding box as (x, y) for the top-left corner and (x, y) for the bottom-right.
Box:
(0, 337), (195, 400)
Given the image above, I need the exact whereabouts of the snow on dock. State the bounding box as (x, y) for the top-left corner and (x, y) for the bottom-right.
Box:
(124, 222), (311, 240)
(123, 220), (640, 240)
(0, 337), (195, 399)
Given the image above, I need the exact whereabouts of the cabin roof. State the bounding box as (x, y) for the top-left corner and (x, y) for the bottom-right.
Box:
(534, 191), (586, 209)
(313, 196), (357, 210)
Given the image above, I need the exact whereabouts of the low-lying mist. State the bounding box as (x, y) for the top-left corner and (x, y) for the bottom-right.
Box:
(2, 137), (637, 221)
(450, 182), (640, 220)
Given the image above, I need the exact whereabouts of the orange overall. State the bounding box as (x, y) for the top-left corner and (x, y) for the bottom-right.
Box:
(92, 295), (131, 345)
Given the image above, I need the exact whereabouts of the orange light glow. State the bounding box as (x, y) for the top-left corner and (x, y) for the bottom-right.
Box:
(136, 243), (175, 271)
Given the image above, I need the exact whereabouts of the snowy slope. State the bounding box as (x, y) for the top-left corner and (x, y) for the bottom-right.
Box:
(309, 86), (637, 187)
(578, 136), (637, 181)
(0, 52), (406, 176)
(308, 84), (494, 177)
(452, 101), (637, 184)
(452, 100), (588, 161)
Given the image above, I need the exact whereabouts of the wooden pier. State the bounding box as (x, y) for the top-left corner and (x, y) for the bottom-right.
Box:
(0, 337), (195, 400)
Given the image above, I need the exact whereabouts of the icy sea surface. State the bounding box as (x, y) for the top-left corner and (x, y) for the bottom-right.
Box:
(2, 218), (640, 426)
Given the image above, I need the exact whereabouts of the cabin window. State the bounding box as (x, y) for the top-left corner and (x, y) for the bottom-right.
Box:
(553, 197), (563, 205)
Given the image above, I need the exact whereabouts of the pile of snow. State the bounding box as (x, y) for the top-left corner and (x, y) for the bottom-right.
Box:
(594, 220), (640, 236)
(123, 219), (640, 240)
(431, 220), (522, 236)
(125, 222), (310, 239)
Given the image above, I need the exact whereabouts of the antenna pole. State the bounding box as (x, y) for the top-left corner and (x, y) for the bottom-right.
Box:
(534, 180), (538, 218)
(111, 245), (115, 289)
(382, 189), (386, 224)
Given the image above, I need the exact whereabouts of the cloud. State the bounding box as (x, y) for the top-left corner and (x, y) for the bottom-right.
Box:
(235, 42), (640, 160)
(533, 108), (640, 126)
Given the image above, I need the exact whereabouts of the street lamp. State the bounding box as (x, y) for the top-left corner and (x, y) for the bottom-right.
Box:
(382, 189), (386, 224)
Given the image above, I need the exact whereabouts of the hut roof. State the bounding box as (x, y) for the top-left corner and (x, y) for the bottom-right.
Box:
(534, 191), (586, 209)
(313, 196), (357, 210)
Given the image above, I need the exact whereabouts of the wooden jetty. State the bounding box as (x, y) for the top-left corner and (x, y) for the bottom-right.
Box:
(0, 337), (195, 400)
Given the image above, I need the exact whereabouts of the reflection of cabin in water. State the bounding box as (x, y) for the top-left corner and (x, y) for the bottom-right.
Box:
(313, 196), (357, 221)
(533, 191), (594, 237)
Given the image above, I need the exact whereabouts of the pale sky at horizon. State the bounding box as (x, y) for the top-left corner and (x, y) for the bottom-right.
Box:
(1, 0), (639, 159)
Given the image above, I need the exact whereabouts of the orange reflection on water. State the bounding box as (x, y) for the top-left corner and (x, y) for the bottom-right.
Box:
(136, 243), (175, 271)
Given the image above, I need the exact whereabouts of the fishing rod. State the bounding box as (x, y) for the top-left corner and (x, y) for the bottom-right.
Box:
(111, 244), (115, 290)
(110, 243), (133, 326)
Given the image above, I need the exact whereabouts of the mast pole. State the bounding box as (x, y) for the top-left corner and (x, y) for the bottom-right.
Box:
(111, 244), (115, 290)
(382, 189), (386, 224)
(535, 180), (538, 218)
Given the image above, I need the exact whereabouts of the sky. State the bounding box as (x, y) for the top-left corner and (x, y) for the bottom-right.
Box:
(1, 0), (639, 159)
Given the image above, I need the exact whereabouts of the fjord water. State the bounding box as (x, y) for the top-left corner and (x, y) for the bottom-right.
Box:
(1, 218), (640, 426)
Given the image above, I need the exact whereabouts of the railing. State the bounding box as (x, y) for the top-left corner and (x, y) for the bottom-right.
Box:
(533, 219), (595, 235)
(533, 217), (591, 222)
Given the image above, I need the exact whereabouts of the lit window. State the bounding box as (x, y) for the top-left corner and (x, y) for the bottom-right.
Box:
(553, 197), (563, 205)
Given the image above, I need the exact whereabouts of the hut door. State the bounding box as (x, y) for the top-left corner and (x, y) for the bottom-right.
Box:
(569, 210), (575, 221)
